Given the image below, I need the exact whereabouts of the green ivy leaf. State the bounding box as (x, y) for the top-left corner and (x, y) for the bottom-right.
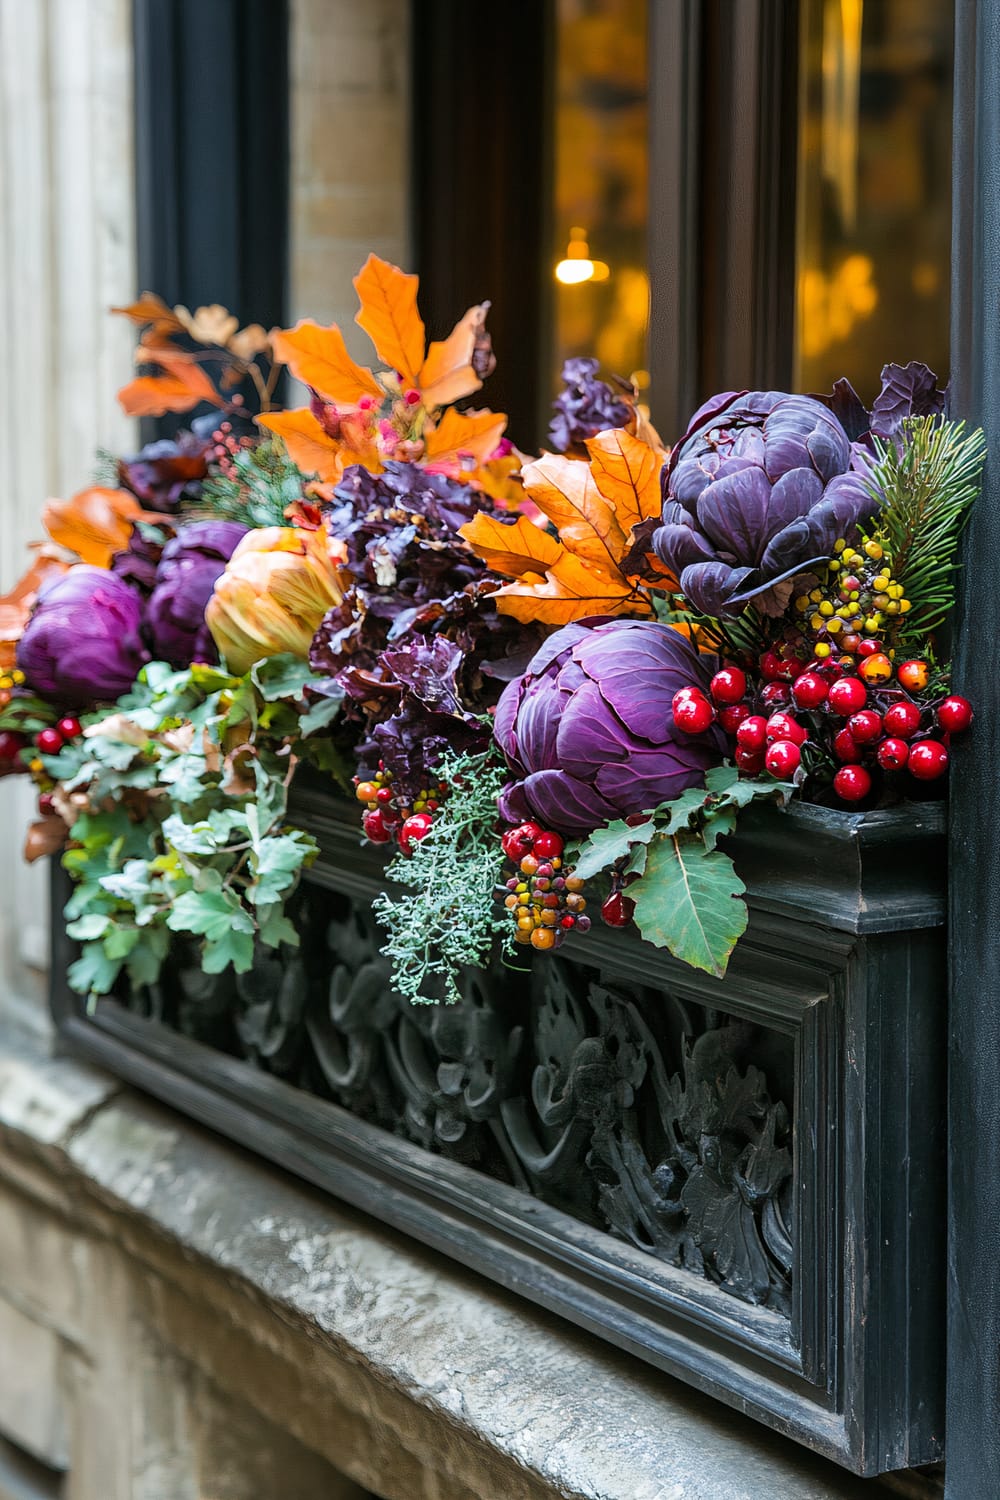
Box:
(65, 913), (112, 942)
(630, 829), (748, 978)
(257, 903), (300, 949)
(251, 654), (315, 702)
(572, 817), (658, 882)
(102, 925), (141, 961)
(298, 687), (344, 736)
(67, 942), (123, 997)
(201, 928), (256, 974)
(125, 927), (170, 988)
(166, 889), (255, 942)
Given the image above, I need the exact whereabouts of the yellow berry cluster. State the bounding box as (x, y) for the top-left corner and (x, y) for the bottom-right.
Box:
(504, 853), (588, 950)
(353, 765), (447, 820)
(792, 537), (910, 661)
(0, 668), (26, 708)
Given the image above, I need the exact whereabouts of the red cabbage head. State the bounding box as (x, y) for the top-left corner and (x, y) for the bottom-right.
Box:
(493, 618), (724, 836)
(146, 520), (250, 667)
(16, 566), (149, 705)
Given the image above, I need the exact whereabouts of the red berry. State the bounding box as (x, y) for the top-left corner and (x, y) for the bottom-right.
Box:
(827, 677), (868, 716)
(937, 695), (973, 734)
(856, 639), (884, 658)
(833, 728), (861, 763)
(833, 765), (872, 802)
(760, 682), (791, 708)
(786, 656), (810, 681)
(532, 831), (564, 859)
(897, 659), (930, 693)
(846, 709), (883, 745)
(792, 672), (829, 709)
(735, 715), (767, 752)
(399, 811), (434, 854)
(362, 809), (392, 844)
(877, 737), (910, 771)
(35, 728), (64, 755)
(673, 696), (715, 734)
(709, 667), (747, 705)
(560, 915), (576, 929)
(883, 701), (922, 739)
(841, 632), (863, 655)
(601, 891), (635, 928)
(909, 740), (949, 781)
(37, 792), (56, 816)
(375, 785), (394, 805)
(735, 746), (765, 774)
(764, 739), (801, 777)
(718, 702), (750, 735)
(765, 712), (807, 745)
(671, 686), (704, 712)
(759, 651), (783, 682)
(0, 730), (25, 762)
(501, 821), (543, 860)
(56, 716), (82, 740)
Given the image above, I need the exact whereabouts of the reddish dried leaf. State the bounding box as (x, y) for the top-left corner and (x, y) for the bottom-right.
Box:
(271, 320), (383, 403)
(353, 254), (425, 387)
(24, 815), (67, 863)
(111, 292), (184, 332)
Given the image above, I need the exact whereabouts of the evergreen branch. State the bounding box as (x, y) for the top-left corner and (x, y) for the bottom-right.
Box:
(863, 417), (986, 638)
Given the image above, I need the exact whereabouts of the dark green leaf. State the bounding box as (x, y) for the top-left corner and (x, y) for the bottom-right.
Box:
(630, 829), (748, 978)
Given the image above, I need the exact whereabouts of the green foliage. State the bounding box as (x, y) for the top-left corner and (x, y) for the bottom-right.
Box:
(373, 747), (512, 1004)
(571, 766), (795, 978)
(864, 417), (986, 640)
(195, 440), (309, 528)
(55, 654), (345, 1000)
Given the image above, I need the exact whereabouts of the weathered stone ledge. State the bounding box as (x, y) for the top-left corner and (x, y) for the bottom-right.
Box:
(0, 1017), (942, 1500)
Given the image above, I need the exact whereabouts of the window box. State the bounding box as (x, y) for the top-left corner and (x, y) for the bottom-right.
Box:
(51, 784), (945, 1475)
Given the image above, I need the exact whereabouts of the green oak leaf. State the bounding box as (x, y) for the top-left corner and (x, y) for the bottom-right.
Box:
(702, 805), (738, 851)
(630, 829), (748, 978)
(658, 785), (712, 836)
(704, 763), (796, 811)
(572, 817), (658, 882)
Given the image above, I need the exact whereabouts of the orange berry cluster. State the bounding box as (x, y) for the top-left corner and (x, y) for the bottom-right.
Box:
(496, 822), (590, 950)
(354, 763), (449, 853)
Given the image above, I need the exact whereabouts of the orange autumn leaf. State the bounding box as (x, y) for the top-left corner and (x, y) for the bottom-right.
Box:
(0, 552), (71, 670)
(117, 373), (209, 418)
(271, 320), (383, 404)
(42, 487), (161, 568)
(111, 292), (184, 335)
(353, 254), (425, 388)
(459, 512), (563, 578)
(520, 452), (629, 577)
(257, 408), (383, 484)
(493, 552), (651, 625)
(424, 408), (507, 465)
(419, 303), (490, 408)
(585, 429), (663, 534)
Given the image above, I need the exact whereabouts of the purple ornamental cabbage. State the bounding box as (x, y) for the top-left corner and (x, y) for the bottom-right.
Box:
(548, 357), (632, 453)
(651, 390), (877, 617)
(17, 566), (150, 704)
(494, 618), (724, 836)
(145, 520), (249, 667)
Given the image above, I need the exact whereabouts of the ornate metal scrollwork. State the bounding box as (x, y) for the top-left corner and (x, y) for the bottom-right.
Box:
(147, 886), (794, 1313)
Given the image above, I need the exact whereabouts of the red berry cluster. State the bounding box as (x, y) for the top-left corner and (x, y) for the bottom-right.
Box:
(354, 763), (447, 854)
(672, 651), (971, 806)
(496, 823), (590, 950)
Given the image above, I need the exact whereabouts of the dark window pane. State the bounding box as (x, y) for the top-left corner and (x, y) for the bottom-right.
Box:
(794, 0), (953, 399)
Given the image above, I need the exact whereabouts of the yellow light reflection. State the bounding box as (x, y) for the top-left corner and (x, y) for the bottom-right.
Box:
(555, 227), (610, 285)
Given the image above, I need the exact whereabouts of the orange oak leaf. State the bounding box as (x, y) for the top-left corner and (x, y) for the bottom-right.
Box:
(520, 452), (630, 577)
(419, 303), (490, 408)
(493, 552), (651, 625)
(271, 320), (383, 403)
(0, 552), (71, 669)
(585, 429), (663, 534)
(353, 254), (425, 388)
(117, 373), (210, 418)
(459, 513), (563, 578)
(257, 409), (346, 483)
(111, 293), (184, 335)
(424, 408), (507, 466)
(42, 487), (161, 568)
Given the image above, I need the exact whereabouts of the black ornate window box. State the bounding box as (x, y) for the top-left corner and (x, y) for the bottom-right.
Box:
(50, 788), (946, 1476)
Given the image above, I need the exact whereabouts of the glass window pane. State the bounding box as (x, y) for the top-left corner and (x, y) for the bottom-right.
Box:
(794, 0), (953, 400)
(550, 0), (649, 402)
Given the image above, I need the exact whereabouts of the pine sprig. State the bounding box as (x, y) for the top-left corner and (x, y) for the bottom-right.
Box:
(373, 746), (512, 1004)
(196, 440), (309, 528)
(863, 417), (986, 640)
